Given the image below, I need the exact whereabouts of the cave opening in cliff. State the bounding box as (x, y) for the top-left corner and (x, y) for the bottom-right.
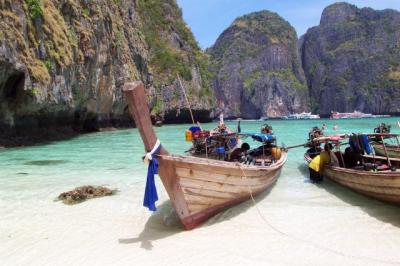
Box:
(1, 71), (25, 103)
(0, 69), (25, 135)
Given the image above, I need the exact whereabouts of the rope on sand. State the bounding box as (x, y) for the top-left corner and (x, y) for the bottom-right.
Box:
(237, 163), (400, 265)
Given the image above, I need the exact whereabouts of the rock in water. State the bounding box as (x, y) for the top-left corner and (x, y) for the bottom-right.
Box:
(58, 186), (116, 205)
(300, 3), (400, 115)
(208, 11), (309, 119)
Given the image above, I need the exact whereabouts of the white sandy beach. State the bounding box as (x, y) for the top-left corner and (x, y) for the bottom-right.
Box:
(2, 168), (400, 266)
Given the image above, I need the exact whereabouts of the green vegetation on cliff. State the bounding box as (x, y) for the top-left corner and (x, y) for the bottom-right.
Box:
(301, 2), (400, 114)
(209, 10), (308, 118)
(0, 0), (214, 140)
(137, 0), (213, 99)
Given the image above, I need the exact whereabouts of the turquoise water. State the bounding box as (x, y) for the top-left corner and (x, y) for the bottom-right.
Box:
(2, 118), (398, 201)
(1, 118), (400, 265)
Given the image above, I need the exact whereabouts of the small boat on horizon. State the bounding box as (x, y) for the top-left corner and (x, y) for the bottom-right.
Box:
(330, 111), (391, 119)
(282, 112), (320, 120)
(123, 81), (287, 230)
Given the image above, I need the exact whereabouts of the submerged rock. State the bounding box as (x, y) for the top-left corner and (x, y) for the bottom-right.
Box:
(24, 159), (66, 166)
(57, 185), (117, 205)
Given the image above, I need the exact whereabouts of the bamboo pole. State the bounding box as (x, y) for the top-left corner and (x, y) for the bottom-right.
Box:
(205, 139), (208, 159)
(284, 143), (309, 150)
(336, 142), (346, 168)
(381, 136), (392, 168)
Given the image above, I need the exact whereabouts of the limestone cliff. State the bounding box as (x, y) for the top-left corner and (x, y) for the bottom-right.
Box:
(0, 0), (213, 146)
(300, 2), (400, 115)
(208, 11), (309, 119)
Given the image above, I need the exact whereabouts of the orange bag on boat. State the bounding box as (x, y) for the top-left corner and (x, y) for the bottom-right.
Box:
(272, 147), (282, 160)
(185, 130), (193, 142)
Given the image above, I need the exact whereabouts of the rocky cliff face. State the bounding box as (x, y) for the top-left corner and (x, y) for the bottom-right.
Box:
(301, 2), (400, 115)
(208, 11), (309, 119)
(0, 0), (213, 146)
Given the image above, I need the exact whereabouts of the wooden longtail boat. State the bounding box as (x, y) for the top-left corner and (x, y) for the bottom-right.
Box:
(371, 123), (400, 158)
(373, 143), (400, 158)
(123, 81), (287, 230)
(304, 133), (400, 204)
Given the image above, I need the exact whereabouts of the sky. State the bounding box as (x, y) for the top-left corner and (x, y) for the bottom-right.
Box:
(177, 0), (400, 49)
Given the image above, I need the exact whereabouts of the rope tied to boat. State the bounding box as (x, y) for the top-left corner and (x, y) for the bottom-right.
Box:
(143, 139), (161, 211)
(236, 163), (400, 265)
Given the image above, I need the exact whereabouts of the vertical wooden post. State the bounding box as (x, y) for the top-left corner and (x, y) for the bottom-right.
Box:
(381, 136), (392, 168)
(337, 142), (346, 168)
(123, 81), (168, 155)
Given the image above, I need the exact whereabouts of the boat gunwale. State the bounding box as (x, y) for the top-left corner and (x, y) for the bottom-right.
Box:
(373, 143), (400, 152)
(157, 151), (287, 171)
(325, 165), (400, 177)
(304, 152), (400, 177)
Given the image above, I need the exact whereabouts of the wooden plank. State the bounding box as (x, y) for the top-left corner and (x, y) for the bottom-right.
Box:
(161, 153), (287, 172)
(176, 167), (276, 186)
(180, 177), (257, 195)
(184, 194), (226, 205)
(325, 168), (400, 188)
(324, 167), (400, 204)
(172, 160), (273, 177)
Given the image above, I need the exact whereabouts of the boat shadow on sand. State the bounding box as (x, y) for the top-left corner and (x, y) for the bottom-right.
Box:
(118, 184), (275, 250)
(297, 164), (400, 228)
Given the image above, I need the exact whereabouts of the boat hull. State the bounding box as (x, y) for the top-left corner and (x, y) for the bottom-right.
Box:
(158, 153), (287, 229)
(373, 144), (400, 158)
(323, 166), (400, 204)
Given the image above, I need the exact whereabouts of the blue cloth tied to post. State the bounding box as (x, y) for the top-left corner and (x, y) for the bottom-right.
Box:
(143, 140), (161, 211)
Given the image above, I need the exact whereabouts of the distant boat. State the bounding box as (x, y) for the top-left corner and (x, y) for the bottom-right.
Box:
(282, 112), (320, 120)
(330, 111), (391, 119)
(372, 114), (391, 118)
(371, 123), (400, 159)
(259, 116), (268, 121)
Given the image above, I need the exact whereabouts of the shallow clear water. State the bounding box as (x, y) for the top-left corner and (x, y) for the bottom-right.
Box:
(1, 118), (400, 265)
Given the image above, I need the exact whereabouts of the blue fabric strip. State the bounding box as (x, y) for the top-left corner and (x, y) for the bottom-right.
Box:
(250, 133), (275, 143)
(362, 134), (372, 154)
(143, 144), (161, 211)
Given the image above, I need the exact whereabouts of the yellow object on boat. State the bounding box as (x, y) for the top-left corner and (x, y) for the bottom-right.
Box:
(185, 130), (193, 142)
(272, 147), (282, 160)
(309, 151), (330, 172)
